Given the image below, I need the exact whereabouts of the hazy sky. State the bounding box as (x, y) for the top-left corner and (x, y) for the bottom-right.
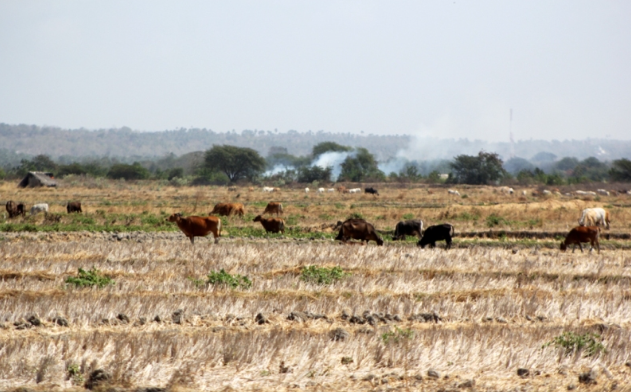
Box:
(1, 1), (630, 141)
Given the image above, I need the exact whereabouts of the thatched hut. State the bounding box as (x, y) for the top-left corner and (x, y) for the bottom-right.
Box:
(18, 172), (57, 188)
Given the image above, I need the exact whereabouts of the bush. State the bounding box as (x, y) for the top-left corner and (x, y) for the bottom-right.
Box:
(381, 326), (414, 344)
(107, 163), (150, 180)
(207, 269), (252, 289)
(65, 268), (113, 288)
(301, 266), (348, 285)
(543, 332), (605, 357)
(486, 214), (509, 228)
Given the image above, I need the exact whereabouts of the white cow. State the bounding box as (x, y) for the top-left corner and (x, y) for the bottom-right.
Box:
(262, 187), (274, 192)
(348, 188), (361, 193)
(317, 188), (325, 193)
(305, 188), (310, 193)
(579, 208), (610, 229)
(499, 186), (514, 195)
(542, 190), (551, 195)
(597, 189), (610, 196)
(30, 203), (49, 215)
(522, 190), (527, 196)
(448, 189), (460, 196)
(327, 188), (335, 192)
(576, 190), (597, 196)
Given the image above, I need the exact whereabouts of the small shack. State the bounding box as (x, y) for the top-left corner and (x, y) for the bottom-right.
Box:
(18, 172), (57, 188)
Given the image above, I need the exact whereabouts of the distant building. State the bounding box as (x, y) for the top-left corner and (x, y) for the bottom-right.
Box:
(18, 172), (57, 188)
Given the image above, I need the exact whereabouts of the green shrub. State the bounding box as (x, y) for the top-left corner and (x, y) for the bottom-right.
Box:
(402, 213), (414, 220)
(347, 212), (364, 220)
(65, 268), (113, 288)
(381, 326), (414, 344)
(300, 266), (348, 285)
(207, 269), (252, 289)
(543, 332), (605, 357)
(486, 214), (509, 228)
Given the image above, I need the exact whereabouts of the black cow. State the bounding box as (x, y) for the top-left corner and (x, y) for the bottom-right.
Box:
(417, 223), (455, 250)
(67, 201), (82, 213)
(392, 219), (423, 241)
(6, 201), (25, 218)
(365, 187), (379, 195)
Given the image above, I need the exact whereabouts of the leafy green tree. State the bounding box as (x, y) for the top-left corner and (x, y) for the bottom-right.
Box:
(571, 157), (608, 182)
(0, 167), (5, 180)
(16, 154), (58, 175)
(338, 148), (385, 182)
(107, 163), (150, 180)
(553, 157), (579, 173)
(297, 165), (332, 183)
(58, 162), (88, 177)
(312, 142), (352, 158)
(503, 157), (534, 175)
(610, 158), (631, 182)
(449, 151), (506, 184)
(203, 145), (266, 182)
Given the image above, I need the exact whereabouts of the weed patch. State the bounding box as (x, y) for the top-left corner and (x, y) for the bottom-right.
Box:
(65, 268), (114, 288)
(301, 266), (348, 285)
(543, 332), (605, 357)
(207, 269), (252, 289)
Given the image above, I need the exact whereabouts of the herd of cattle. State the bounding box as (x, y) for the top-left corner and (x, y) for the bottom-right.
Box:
(3, 192), (614, 253)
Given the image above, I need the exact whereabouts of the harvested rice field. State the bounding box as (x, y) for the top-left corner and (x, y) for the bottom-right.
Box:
(1, 181), (631, 391)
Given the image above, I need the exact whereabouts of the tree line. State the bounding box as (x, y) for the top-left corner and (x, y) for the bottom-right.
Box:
(1, 142), (630, 186)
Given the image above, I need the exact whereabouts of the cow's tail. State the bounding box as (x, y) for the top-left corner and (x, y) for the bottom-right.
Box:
(279, 203), (284, 213)
(450, 225), (455, 237)
(217, 218), (222, 236)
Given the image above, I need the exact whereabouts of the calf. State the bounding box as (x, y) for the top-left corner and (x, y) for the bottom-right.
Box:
(392, 219), (423, 241)
(67, 201), (82, 213)
(417, 223), (455, 250)
(560, 226), (600, 254)
(253, 215), (285, 233)
(262, 202), (283, 216)
(167, 213), (221, 244)
(364, 187), (379, 195)
(30, 203), (49, 216)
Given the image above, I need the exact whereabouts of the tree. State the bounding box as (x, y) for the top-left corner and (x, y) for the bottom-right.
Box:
(297, 165), (332, 183)
(610, 158), (631, 182)
(107, 163), (150, 180)
(450, 151), (506, 184)
(203, 145), (266, 182)
(338, 148), (385, 182)
(503, 157), (534, 175)
(312, 142), (352, 158)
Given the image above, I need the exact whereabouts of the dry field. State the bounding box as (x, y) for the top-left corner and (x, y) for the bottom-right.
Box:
(1, 180), (631, 391)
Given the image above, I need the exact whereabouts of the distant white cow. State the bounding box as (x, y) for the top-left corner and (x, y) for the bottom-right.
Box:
(579, 207), (610, 229)
(305, 188), (310, 193)
(262, 187), (274, 192)
(30, 203), (49, 215)
(542, 190), (551, 195)
(317, 188), (325, 193)
(576, 190), (597, 196)
(448, 189), (460, 196)
(499, 186), (514, 195)
(597, 189), (610, 196)
(348, 188), (361, 194)
(327, 188), (335, 192)
(522, 190), (527, 196)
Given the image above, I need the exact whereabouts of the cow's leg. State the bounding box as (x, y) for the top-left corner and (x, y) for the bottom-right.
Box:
(578, 243), (584, 253)
(430, 242), (436, 248)
(189, 236), (195, 245)
(445, 237), (452, 250)
(213, 230), (220, 244)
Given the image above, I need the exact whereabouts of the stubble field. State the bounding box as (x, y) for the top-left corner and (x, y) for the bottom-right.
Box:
(1, 179), (631, 391)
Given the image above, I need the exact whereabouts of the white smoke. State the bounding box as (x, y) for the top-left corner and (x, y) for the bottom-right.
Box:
(264, 164), (293, 176)
(312, 151), (355, 179)
(378, 155), (409, 175)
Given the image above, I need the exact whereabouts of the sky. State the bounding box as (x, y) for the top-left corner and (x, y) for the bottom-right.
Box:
(0, 1), (630, 141)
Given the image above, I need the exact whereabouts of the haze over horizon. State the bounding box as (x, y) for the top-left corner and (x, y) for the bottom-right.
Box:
(1, 1), (630, 142)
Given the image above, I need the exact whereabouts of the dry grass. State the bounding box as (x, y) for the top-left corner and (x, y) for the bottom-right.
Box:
(1, 237), (631, 390)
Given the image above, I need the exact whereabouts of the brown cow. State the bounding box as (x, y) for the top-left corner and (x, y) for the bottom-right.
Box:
(335, 218), (383, 246)
(262, 202), (283, 216)
(5, 201), (25, 218)
(167, 213), (221, 244)
(253, 215), (285, 233)
(337, 185), (348, 194)
(67, 201), (82, 213)
(210, 202), (245, 217)
(560, 226), (600, 254)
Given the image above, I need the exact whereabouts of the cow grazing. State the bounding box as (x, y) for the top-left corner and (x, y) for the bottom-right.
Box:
(262, 202), (283, 216)
(30, 203), (49, 216)
(67, 201), (82, 213)
(6, 201), (25, 218)
(521, 190), (527, 196)
(417, 224), (455, 250)
(365, 187), (379, 195)
(578, 208), (610, 229)
(305, 188), (310, 193)
(335, 218), (383, 246)
(392, 219), (423, 241)
(348, 188), (361, 194)
(337, 186), (348, 194)
(542, 190), (552, 195)
(262, 186), (275, 192)
(499, 186), (514, 195)
(210, 203), (245, 217)
(327, 188), (335, 192)
(448, 189), (460, 196)
(317, 188), (325, 193)
(253, 215), (285, 233)
(597, 189), (610, 196)
(560, 226), (600, 254)
(167, 213), (221, 244)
